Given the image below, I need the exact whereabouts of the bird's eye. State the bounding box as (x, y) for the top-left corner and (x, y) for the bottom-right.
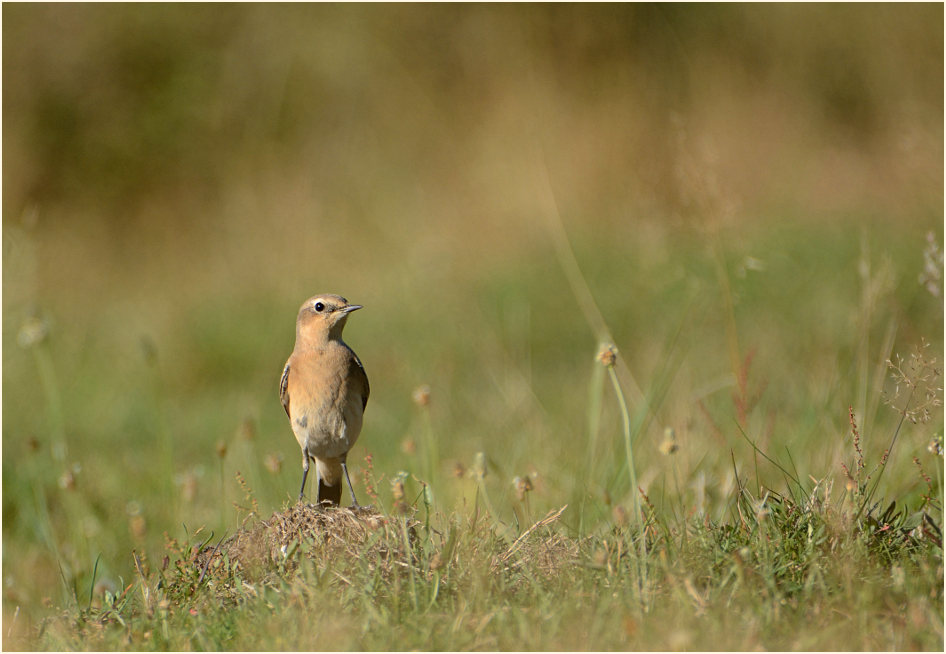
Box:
(314, 302), (325, 312)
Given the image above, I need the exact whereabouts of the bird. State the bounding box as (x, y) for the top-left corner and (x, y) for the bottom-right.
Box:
(279, 294), (369, 506)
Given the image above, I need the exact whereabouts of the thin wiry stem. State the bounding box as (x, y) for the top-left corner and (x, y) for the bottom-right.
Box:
(856, 383), (915, 522)
(606, 362), (648, 608)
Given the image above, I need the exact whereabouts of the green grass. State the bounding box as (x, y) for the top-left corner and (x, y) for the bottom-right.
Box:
(3, 219), (942, 650)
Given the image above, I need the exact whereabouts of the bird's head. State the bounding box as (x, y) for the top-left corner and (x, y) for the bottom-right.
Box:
(296, 294), (363, 345)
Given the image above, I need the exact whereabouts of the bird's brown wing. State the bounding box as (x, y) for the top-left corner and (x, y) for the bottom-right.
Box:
(279, 361), (291, 418)
(351, 352), (369, 410)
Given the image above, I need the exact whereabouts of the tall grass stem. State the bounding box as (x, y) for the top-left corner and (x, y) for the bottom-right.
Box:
(607, 367), (646, 558)
(420, 408), (438, 503)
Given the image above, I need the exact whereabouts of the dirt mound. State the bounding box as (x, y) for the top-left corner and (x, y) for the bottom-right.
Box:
(181, 502), (577, 605)
(194, 503), (416, 584)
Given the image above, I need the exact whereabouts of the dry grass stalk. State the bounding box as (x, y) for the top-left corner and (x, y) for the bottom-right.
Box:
(493, 505), (578, 581)
(499, 504), (569, 564)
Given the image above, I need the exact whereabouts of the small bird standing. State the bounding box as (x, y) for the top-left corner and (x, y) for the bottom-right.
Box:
(279, 294), (369, 506)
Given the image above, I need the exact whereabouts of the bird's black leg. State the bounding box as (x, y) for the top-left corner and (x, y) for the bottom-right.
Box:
(298, 455), (310, 502)
(341, 457), (359, 508)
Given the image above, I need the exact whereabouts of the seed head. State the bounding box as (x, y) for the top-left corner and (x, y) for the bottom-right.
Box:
(472, 452), (487, 480)
(596, 344), (617, 368)
(129, 515), (147, 541)
(919, 231), (943, 298)
(18, 316), (49, 349)
(58, 468), (76, 491)
(391, 478), (405, 501)
(928, 436), (944, 457)
(412, 385), (431, 407)
(264, 452), (283, 474)
(391, 473), (409, 514)
(659, 427), (679, 455)
(237, 417), (256, 441)
(513, 475), (533, 501)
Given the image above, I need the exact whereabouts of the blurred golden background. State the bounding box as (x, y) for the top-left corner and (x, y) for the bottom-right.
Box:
(2, 3), (943, 626)
(5, 5), (941, 311)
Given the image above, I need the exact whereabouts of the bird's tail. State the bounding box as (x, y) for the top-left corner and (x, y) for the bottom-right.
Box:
(316, 457), (343, 505)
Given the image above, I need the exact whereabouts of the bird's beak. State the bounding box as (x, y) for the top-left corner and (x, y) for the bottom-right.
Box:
(342, 304), (363, 314)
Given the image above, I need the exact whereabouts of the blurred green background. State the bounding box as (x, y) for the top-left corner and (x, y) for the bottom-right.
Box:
(2, 2), (942, 630)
